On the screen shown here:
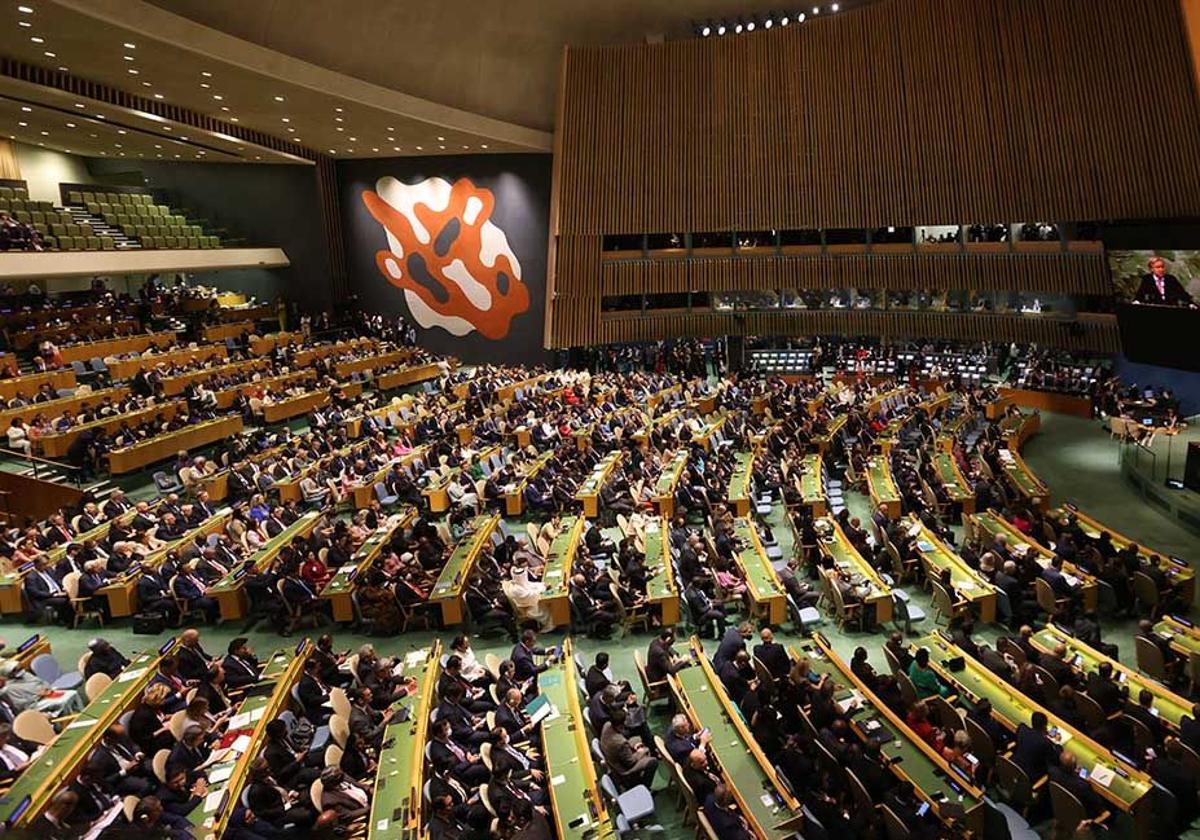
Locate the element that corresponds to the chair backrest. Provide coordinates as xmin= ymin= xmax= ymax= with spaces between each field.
xmin=1135 ymin=636 xmax=1167 ymax=682
xmin=479 ymin=782 xmax=497 ymax=817
xmin=1073 ymin=689 xmax=1106 ymax=731
xmin=324 ymin=743 xmax=344 ymax=767
xmin=152 ymin=748 xmax=170 ymax=783
xmin=963 ymin=715 xmax=996 ymax=768
xmin=169 ymin=709 xmax=189 ymax=741
xmin=881 ymin=643 xmax=903 ymax=676
xmin=845 ymin=768 xmax=874 ymax=816
xmin=329 ymin=713 xmax=350 ymax=748
xmin=330 ymin=686 xmax=351 ymax=719
xmin=930 ymin=581 xmax=954 ymax=619
xmin=62 ymin=571 xmax=82 ymax=599
xmin=880 ymin=804 xmax=912 ymax=840
xmin=77 ymin=651 xmax=92 ymax=675
xmin=30 ymin=653 xmax=61 ymax=683
xmin=1028 ymin=664 xmax=1059 ymax=698
xmin=122 ymin=795 xmax=140 ymax=821
xmin=310 ymin=778 xmax=324 ymax=811
xmin=994 ymin=754 xmax=1032 ymax=807
xmin=1048 ymin=780 xmax=1086 ymax=835
xmin=896 ymin=671 xmax=918 ymax=708
xmin=929 ymin=695 xmax=963 ymax=733
xmin=1131 ymin=572 xmax=1159 ymax=612
xmin=996 ymin=637 xmax=1026 ymax=667
xmin=1123 ymin=713 xmax=1156 ymax=755
xmin=696 ymin=810 xmax=721 ymax=840
xmin=12 ymin=709 xmax=55 ymax=745
xmin=1034 ymin=578 xmax=1060 ymax=615
xmin=85 ymin=672 xmax=112 ymax=702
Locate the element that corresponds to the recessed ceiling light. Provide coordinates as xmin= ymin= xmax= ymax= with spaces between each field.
xmin=336 ymin=127 xmax=343 ymax=132
xmin=273 ymin=95 xmax=284 ymax=102
xmin=156 ymin=154 xmax=162 ymax=158
xmin=117 ymin=129 xmax=126 ymax=134
xmin=17 ymin=6 xmax=33 ymax=13
xmin=438 ymin=145 xmax=445 ymax=149
xmin=127 ymin=68 xmax=138 ymax=74
xmin=39 ymin=130 xmax=48 ymax=136
xmin=280 ymin=117 xmax=289 ymax=122
xmin=94 ymin=113 xmax=104 ymax=119
xmin=180 ymin=135 xmax=188 ymax=140
xmin=220 ymin=106 xmax=229 ymax=112
xmin=174 ymin=154 xmax=180 ymax=158
xmin=212 ymin=94 xmax=223 ymax=100
xmin=415 ymin=145 xmax=423 ymax=150
xmin=200 ymin=83 xmax=210 ymax=89
xmin=386 ymin=126 xmax=395 ymax=132
xmin=328 ymin=149 xmax=336 ymax=154
xmin=462 ymin=145 xmax=469 ymax=149
xmin=387 ymin=136 xmax=394 ymax=141
xmin=347 ymin=148 xmax=354 ymax=153
xmin=393 ymin=146 xmax=400 ymax=151
xmin=437 ymin=136 xmax=445 ymax=141
xmin=372 ymin=147 xmax=379 ymax=152
xmin=118 ymin=152 xmax=124 ymax=156
xmin=74 ymin=103 xmax=84 ymax=108
xmin=142 ymin=81 xmax=151 ymax=87
xmin=30 ymin=36 xmax=43 ymax=43
xmin=43 ymin=51 xmax=54 ymax=57
xmin=201 ymin=71 xmax=212 ymax=77
xmin=17 ymin=121 xmax=27 ymax=127
xmin=18 ymin=21 xmax=30 ymax=28
xmin=56 ymin=66 xmax=67 ymax=72
xmin=153 ymin=94 xmax=163 ymax=99
xmin=124 ymin=42 xmax=136 ymax=49
xmin=154 ymin=144 xmax=162 ymax=149
xmin=286 ymin=127 xmax=295 ymax=133
xmin=123 ymin=55 xmax=134 ymax=61
xmin=481 ymin=144 xmax=488 ymax=149
xmin=20 ymin=106 xmax=30 ymax=112
xmin=335 ymin=107 xmax=343 ymax=113
xmin=88 ymin=133 xmax=96 ymax=137
xmin=254 ymin=155 xmax=261 ymax=160
xmin=334 ymin=117 xmax=343 ymax=122
xmin=229 ymin=117 xmax=238 ymax=122
xmin=349 ymin=136 xmax=356 ymax=141
xmin=161 ymin=125 xmax=170 ymax=130
xmin=65 ymin=122 xmax=75 ymax=128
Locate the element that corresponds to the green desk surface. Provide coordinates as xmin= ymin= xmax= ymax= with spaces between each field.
xmin=539 ymin=652 xmax=608 ymax=840
xmin=1029 ymin=625 xmax=1191 ymax=730
xmin=802 ymin=641 xmax=983 ymax=815
xmin=814 ymin=414 xmax=847 ymax=445
xmin=799 ymin=454 xmax=824 ymax=504
xmin=733 ymin=518 xmax=783 ymax=601
xmin=1049 ymin=506 xmax=1193 ymax=588
xmin=817 ymin=518 xmax=890 ymax=595
xmin=643 ymin=523 xmax=676 ymax=603
xmin=541 ymin=516 xmax=583 ymax=600
xmin=867 ymin=457 xmax=900 ymax=504
xmin=0 ymin=646 xmax=167 ymax=824
xmin=934 ymin=453 xmax=973 ymax=501
xmin=655 ymin=450 xmax=689 ymax=496
xmin=431 ymin=514 xmax=499 ymax=600
xmin=971 ymin=513 xmax=1054 ymax=563
xmin=322 ymin=510 xmax=412 ymax=597
xmin=917 ymin=634 xmax=1151 ymax=809
xmin=577 ymin=451 xmax=621 ymax=498
xmin=191 ymin=646 xmax=298 ymax=830
xmin=1000 ymin=451 xmax=1044 ymax=498
xmin=907 ymin=519 xmax=995 ymax=600
xmin=1156 ymin=617 xmax=1200 ymax=655
xmin=369 ymin=646 xmax=439 ymax=839
xmin=727 ymin=452 xmax=754 ymax=503
xmin=693 ymin=414 xmax=726 ymax=443
xmin=675 ymin=653 xmax=793 ymax=840
xmin=209 ymin=511 xmax=322 ymax=594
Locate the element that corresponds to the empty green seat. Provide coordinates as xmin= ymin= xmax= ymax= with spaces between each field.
xmin=13 ymin=211 xmax=30 ymax=224
xmin=100 ymin=236 xmax=115 ymax=250
xmin=0 ymin=198 xmax=8 ymax=212
xmin=9 ymin=199 xmax=23 ymax=212
xmin=0 ymin=187 xmax=12 ymax=200
xmin=81 ymin=191 xmax=95 ymax=204
xmin=43 ymin=235 xmax=57 ymax=249
xmin=12 ymin=188 xmax=27 ymax=201
xmin=186 ymin=236 xmax=199 ymax=249
xmin=30 ymin=211 xmax=44 ymax=225
xmin=122 ymin=224 xmax=137 ymax=237
xmin=85 ymin=202 xmax=99 ymax=215
xmin=33 ymin=222 xmax=47 ymax=234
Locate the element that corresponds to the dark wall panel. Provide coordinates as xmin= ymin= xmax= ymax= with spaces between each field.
xmin=87 ymin=159 xmax=332 ymax=311
xmin=338 ymin=154 xmax=552 ymax=365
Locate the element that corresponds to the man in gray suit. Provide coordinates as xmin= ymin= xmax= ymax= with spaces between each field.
xmin=599 ymin=707 xmax=657 ymax=790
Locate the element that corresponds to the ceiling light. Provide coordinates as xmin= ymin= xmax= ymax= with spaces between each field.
xmin=201 ymin=71 xmax=212 ymax=77
xmin=701 ymin=23 xmax=711 ymax=36
xmin=117 ymin=129 xmax=126 ymax=134
xmin=734 ymin=21 xmax=743 ymax=32
xmin=764 ymin=17 xmax=773 ymax=28
xmin=142 ymin=81 xmax=151 ymax=87
xmin=17 ymin=121 xmax=26 ymax=127
xmin=39 ymin=130 xmax=48 ymax=136
xmin=94 ymin=113 xmax=104 ymax=119
xmin=328 ymin=149 xmax=336 ymax=154
xmin=42 ymin=51 xmax=54 ymax=57
xmin=123 ymin=55 xmax=134 ymax=61
xmin=716 ymin=23 xmax=726 ymax=34
xmin=65 ymin=122 xmax=75 ymax=128
xmin=174 ymin=154 xmax=180 ymax=158
xmin=273 ymin=95 xmax=284 ymax=102
xmin=335 ymin=108 xmax=343 ymax=113
xmin=154 ymin=144 xmax=162 ymax=149
xmin=349 ymin=136 xmax=356 ymax=141
xmin=229 ymin=117 xmax=238 ymax=122
xmin=153 ymin=94 xmax=163 ymax=99
xmin=812 ymin=6 xmax=819 ymax=13
xmin=212 ymin=94 xmax=223 ymax=100
xmin=124 ymin=42 xmax=136 ymax=48
xmin=74 ymin=103 xmax=84 ymax=108
xmin=287 ymin=127 xmax=295 ymax=133
xmin=746 ymin=20 xmax=755 ymax=31
xmin=481 ymin=144 xmax=488 ymax=149
xmin=386 ymin=126 xmax=395 ymax=132
xmin=280 ymin=117 xmax=289 ymax=122
xmin=180 ymin=135 xmax=188 ymax=140
xmin=798 ymin=12 xmax=806 ymax=21
xmin=393 ymin=146 xmax=400 ymax=151
xmin=20 ymin=106 xmax=30 ymax=112
xmin=334 ymin=117 xmax=343 ymax=122
xmin=336 ymin=127 xmax=343 ymax=132
xmin=254 ymin=155 xmax=261 ymax=160
xmin=780 ymin=14 xmax=789 ymax=24
xmin=118 ymin=152 xmax=124 ymax=156
xmin=127 ymin=68 xmax=138 ymax=74
xmin=415 ymin=145 xmax=423 ymax=150
xmin=437 ymin=136 xmax=445 ymax=141
xmin=200 ymin=83 xmax=209 ymax=88
xmin=438 ymin=144 xmax=445 ymax=149
xmin=372 ymin=147 xmax=379 ymax=152
xmin=386 ymin=136 xmax=395 ymax=141
xmin=831 ymin=3 xmax=839 ymax=9
xmin=220 ymin=106 xmax=229 ymax=111
xmin=17 ymin=5 xmax=33 ymax=13
xmin=114 ymin=143 xmax=122 ymax=148
xmin=18 ymin=21 xmax=30 ymax=27
xmin=347 ymin=148 xmax=354 ymax=153
xmin=56 ymin=66 xmax=67 ymax=72
xmin=29 ymin=36 xmax=43 ymax=43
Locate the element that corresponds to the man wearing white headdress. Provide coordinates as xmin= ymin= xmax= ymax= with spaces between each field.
xmin=503 ymin=566 xmax=552 ymax=631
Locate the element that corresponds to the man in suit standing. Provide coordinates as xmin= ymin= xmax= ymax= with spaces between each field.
xmin=1012 ymin=711 xmax=1059 ymax=780
xmin=511 ymin=630 xmax=556 ymax=684
xmin=712 ymin=622 xmax=753 ymax=672
xmin=752 ymin=628 xmax=789 ymax=680
xmin=645 ymin=629 xmax=690 ymax=683
xmin=1134 ymin=257 xmax=1195 ymax=307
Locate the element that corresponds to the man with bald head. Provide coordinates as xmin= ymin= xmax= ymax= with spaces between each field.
xmin=682 ymin=749 xmax=719 ymax=804
xmin=752 ymin=627 xmax=789 ymax=680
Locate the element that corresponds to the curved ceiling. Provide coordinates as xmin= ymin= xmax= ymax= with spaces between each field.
xmin=144 ymin=0 xmax=867 ymax=133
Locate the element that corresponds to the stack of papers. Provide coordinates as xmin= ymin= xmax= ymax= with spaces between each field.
xmin=1090 ymin=765 xmax=1115 ymax=788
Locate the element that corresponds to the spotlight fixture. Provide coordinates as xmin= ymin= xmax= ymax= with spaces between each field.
xmin=780 ymin=13 xmax=789 ymax=25
xmin=764 ymin=16 xmax=773 ymax=28
xmin=745 ymin=17 xmax=756 ymax=31
xmin=716 ymin=22 xmax=726 ymax=34
xmin=831 ymin=2 xmax=839 ymax=9
xmin=734 ymin=20 xmax=743 ymax=33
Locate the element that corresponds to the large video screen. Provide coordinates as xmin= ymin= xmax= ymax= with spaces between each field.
xmin=1111 ymin=251 xmax=1200 ymax=371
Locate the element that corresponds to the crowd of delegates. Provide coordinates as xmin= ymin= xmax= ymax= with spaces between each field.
xmin=0 ymin=210 xmax=47 ymax=252
xmin=578 ymin=338 xmax=723 ymax=377
xmin=1006 ymin=347 xmax=1113 ymax=397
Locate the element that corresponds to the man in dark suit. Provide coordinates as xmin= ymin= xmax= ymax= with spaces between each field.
xmin=428 ymin=718 xmax=489 ymax=785
xmin=1041 ymin=556 xmax=1074 ymax=600
xmin=176 ymin=629 xmax=215 ymax=682
xmin=664 ymin=714 xmax=709 ymax=765
xmin=1012 ymin=711 xmax=1059 ymax=780
xmin=24 ymin=557 xmax=71 ymax=624
xmin=221 ymin=637 xmax=261 ymax=691
xmin=1086 ymin=662 xmax=1127 ymax=715
xmin=1133 ymin=257 xmax=1195 ymax=307
xmin=717 ymin=651 xmax=754 ymax=705
xmin=712 ymin=623 xmax=752 ymax=673
xmin=751 ymin=628 xmax=789 ymax=680
xmin=1047 ymin=750 xmax=1103 ymax=816
xmin=1151 ymin=739 xmax=1200 ymax=833
xmin=645 ymin=629 xmax=690 ymax=683
xmin=172 ymin=563 xmax=219 ymax=624
xmin=86 ymin=723 xmax=151 ymax=796
xmin=296 ymin=656 xmax=332 ymax=725
xmin=683 ymin=749 xmax=719 ymax=804
xmin=683 ymin=582 xmax=727 ymax=637
xmin=703 ymin=785 xmax=752 ymax=840
xmin=1127 ymin=688 xmax=1166 ymax=745
xmin=137 ymin=567 xmax=180 ymax=625
xmin=511 ymin=630 xmax=555 ymax=683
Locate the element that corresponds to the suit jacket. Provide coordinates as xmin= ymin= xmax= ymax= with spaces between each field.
xmin=296 ymin=673 xmax=331 ymax=721
xmin=1134 ymin=273 xmax=1193 ymax=306
xmin=495 ymin=702 xmax=530 ymax=738
xmin=752 ymin=642 xmax=789 ymax=679
xmin=645 ymin=638 xmax=679 ymax=683
xmin=599 ymin=721 xmax=641 ymax=776
xmin=349 ymin=704 xmax=387 ymax=747
xmin=24 ymin=569 xmax=65 ymax=603
xmin=702 ymin=794 xmax=752 ymax=840
xmin=511 ymin=643 xmax=547 ymax=682
xmin=222 ymin=654 xmax=260 ymax=689
xmin=684 ymin=764 xmax=719 ymax=804
xmin=712 ymin=629 xmax=745 ymax=673
xmin=1011 ymin=724 xmax=1058 ymax=780
xmin=1086 ymin=672 xmax=1125 ymax=714
xmin=665 ymin=731 xmax=698 ymax=765
xmin=176 ymin=646 xmax=212 ymax=682
xmin=87 ymin=737 xmax=140 ymax=793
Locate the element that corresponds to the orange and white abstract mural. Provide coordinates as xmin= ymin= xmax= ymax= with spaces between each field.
xmin=361 ymin=176 xmax=530 ymax=340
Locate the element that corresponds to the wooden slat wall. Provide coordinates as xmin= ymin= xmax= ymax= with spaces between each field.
xmin=549 ymin=0 xmax=1200 ymax=349
xmin=597 ymin=311 xmax=1121 ymax=353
